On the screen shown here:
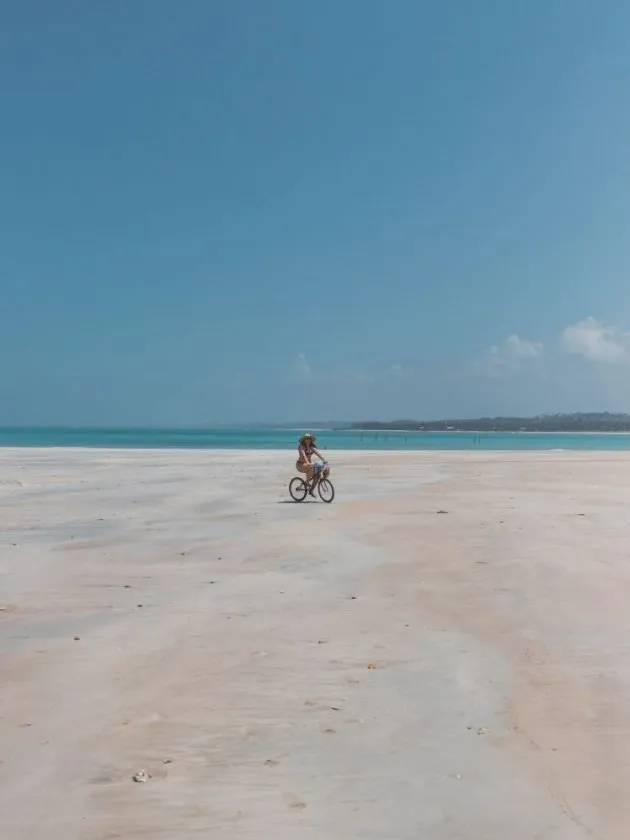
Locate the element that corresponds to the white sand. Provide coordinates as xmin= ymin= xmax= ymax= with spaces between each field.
xmin=2 ymin=448 xmax=630 ymax=839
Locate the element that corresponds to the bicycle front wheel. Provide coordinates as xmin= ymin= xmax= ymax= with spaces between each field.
xmin=317 ymin=478 xmax=335 ymax=503
xmin=289 ymin=477 xmax=308 ymax=502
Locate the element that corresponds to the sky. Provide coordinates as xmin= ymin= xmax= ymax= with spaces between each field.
xmin=3 ymin=0 xmax=630 ymax=425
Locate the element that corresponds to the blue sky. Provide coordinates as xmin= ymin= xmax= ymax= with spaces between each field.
xmin=3 ymin=0 xmax=630 ymax=425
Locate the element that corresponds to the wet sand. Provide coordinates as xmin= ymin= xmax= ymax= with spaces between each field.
xmin=1 ymin=448 xmax=630 ymax=839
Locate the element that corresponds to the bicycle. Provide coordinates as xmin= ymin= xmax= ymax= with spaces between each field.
xmin=289 ymin=462 xmax=335 ymax=503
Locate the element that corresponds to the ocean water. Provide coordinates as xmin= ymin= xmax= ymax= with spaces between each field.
xmin=1 ymin=427 xmax=630 ymax=451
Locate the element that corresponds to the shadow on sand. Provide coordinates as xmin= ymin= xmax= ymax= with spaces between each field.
xmin=277 ymin=500 xmax=318 ymax=504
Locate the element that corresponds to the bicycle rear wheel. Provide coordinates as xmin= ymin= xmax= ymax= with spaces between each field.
xmin=317 ymin=478 xmax=335 ymax=503
xmin=289 ymin=477 xmax=308 ymax=502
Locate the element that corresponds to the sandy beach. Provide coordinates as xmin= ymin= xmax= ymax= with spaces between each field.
xmin=1 ymin=448 xmax=630 ymax=839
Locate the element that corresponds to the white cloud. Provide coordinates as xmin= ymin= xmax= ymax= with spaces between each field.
xmin=331 ymin=366 xmax=373 ymax=385
xmin=501 ymin=334 xmax=544 ymax=360
xmin=559 ymin=317 xmax=630 ymax=363
xmin=475 ymin=334 xmax=543 ymax=378
xmin=384 ymin=364 xmax=415 ymax=379
xmin=292 ymin=353 xmax=313 ymax=382
xmin=290 ymin=356 xmax=419 ymax=386
xmin=290 ymin=355 xmax=373 ymax=385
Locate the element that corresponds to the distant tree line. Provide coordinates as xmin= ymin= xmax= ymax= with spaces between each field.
xmin=347 ymin=413 xmax=630 ymax=432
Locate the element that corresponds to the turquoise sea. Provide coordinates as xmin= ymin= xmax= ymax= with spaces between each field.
xmin=2 ymin=427 xmax=630 ymax=451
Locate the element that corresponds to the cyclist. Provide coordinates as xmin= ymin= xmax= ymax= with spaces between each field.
xmin=296 ymin=433 xmax=327 ymax=496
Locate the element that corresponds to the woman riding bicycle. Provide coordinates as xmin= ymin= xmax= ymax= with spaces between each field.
xmin=296 ymin=433 xmax=327 ymax=496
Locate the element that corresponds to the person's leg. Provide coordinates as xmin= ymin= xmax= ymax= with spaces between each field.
xmin=309 ymin=464 xmax=320 ymax=495
xmin=297 ymin=462 xmax=314 ymax=491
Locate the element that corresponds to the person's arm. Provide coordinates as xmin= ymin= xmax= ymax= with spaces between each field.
xmin=298 ymin=445 xmax=308 ymax=462
xmin=313 ymin=448 xmax=326 ymax=461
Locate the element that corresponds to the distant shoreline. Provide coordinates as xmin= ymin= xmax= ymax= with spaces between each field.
xmin=3 ymin=426 xmax=630 ymax=453
xmin=346 ymin=413 xmax=630 ymax=434
xmin=342 ymin=429 xmax=630 ymax=436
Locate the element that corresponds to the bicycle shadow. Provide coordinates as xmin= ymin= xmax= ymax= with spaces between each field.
xmin=277 ymin=500 xmax=319 ymax=504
